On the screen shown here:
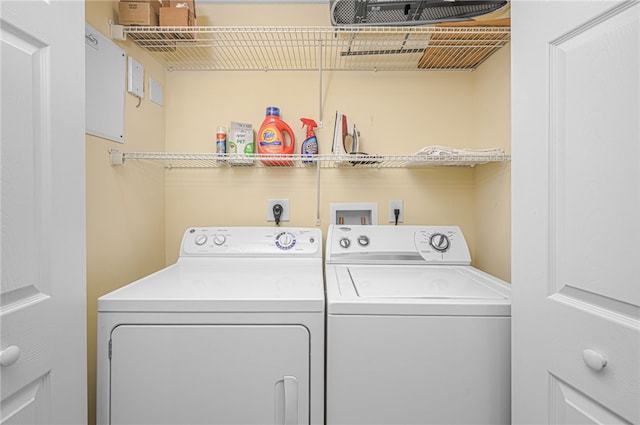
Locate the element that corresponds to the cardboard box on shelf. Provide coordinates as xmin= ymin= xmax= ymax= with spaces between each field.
xmin=119 ymin=1 xmax=160 ymax=26
xmin=168 ymin=0 xmax=196 ymax=16
xmin=159 ymin=6 xmax=195 ymax=27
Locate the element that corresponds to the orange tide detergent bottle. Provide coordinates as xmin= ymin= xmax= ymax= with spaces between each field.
xmin=257 ymin=107 xmax=295 ymax=166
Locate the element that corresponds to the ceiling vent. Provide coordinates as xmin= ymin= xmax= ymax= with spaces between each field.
xmin=330 ymin=0 xmax=509 ymax=26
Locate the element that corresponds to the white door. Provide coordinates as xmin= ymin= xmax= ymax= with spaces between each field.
xmin=0 ymin=1 xmax=86 ymax=424
xmin=512 ymin=1 xmax=640 ymax=424
xmin=110 ymin=325 xmax=310 ymax=425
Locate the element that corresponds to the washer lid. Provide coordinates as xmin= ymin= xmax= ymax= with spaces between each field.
xmin=326 ymin=265 xmax=511 ymax=316
xmin=99 ymin=258 xmax=324 ymax=313
xmin=349 ymin=267 xmax=505 ymax=299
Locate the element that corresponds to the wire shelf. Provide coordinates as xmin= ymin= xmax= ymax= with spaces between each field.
xmin=109 ymin=151 xmax=510 ymax=168
xmin=119 ymin=25 xmax=510 ymax=71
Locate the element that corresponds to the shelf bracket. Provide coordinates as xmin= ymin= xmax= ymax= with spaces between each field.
xmin=109 ymin=21 xmax=126 ymax=41
xmin=109 ymin=149 xmax=125 ymax=166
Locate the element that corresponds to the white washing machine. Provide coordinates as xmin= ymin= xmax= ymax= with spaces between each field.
xmin=325 ymin=225 xmax=511 ymax=425
xmin=96 ymin=227 xmax=324 ymax=425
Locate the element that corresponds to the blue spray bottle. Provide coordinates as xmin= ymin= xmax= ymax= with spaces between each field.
xmin=300 ymin=118 xmax=318 ymax=163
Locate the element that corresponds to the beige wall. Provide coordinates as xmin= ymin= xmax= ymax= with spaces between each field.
xmin=472 ymin=45 xmax=512 ymax=282
xmin=85 ymin=2 xmax=511 ymax=423
xmin=85 ymin=2 xmax=166 ymax=423
xmin=164 ymin=68 xmax=482 ymax=263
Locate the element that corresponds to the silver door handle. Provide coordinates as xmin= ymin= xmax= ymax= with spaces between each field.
xmin=0 ymin=345 xmax=21 ymax=367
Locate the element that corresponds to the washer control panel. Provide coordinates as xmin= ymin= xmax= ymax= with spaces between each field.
xmin=181 ymin=227 xmax=321 ymax=257
xmin=326 ymin=225 xmax=471 ymax=264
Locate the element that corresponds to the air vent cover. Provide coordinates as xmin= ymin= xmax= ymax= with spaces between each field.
xmin=331 ymin=0 xmax=509 ymax=26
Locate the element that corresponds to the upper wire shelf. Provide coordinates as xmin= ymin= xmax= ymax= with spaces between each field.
xmin=114 ymin=25 xmax=510 ymax=71
xmin=109 ymin=150 xmax=510 ymax=168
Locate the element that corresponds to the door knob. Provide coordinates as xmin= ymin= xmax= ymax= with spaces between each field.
xmin=583 ymin=349 xmax=607 ymax=371
xmin=0 ymin=346 xmax=21 ymax=367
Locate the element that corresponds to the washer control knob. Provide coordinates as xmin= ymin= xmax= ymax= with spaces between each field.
xmin=430 ymin=233 xmax=451 ymax=252
xmin=339 ymin=237 xmax=351 ymax=249
xmin=357 ymin=235 xmax=370 ymax=247
xmin=213 ymin=235 xmax=226 ymax=246
xmin=194 ymin=235 xmax=208 ymax=246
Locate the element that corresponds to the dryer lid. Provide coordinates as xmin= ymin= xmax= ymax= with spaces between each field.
xmin=348 ymin=266 xmax=506 ymax=299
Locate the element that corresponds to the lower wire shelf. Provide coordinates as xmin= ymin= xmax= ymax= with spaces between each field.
xmin=108 ymin=150 xmax=510 ymax=169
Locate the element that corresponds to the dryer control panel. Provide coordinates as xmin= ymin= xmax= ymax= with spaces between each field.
xmin=181 ymin=227 xmax=321 ymax=257
xmin=326 ymin=225 xmax=471 ymax=265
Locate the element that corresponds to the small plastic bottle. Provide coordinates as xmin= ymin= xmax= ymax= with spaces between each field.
xmin=216 ymin=126 xmax=227 ymax=155
xmin=300 ymin=118 xmax=319 ymax=164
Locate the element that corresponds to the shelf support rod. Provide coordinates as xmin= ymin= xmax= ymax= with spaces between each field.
xmin=315 ymin=159 xmax=322 ymax=226
xmin=317 ymin=39 xmax=323 ymax=128
xmin=315 ymin=40 xmax=323 ymax=225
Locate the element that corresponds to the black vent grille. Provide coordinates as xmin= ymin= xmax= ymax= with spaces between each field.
xmin=331 ymin=0 xmax=508 ymax=26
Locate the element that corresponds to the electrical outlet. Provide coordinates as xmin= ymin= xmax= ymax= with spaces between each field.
xmin=267 ymin=199 xmax=290 ymax=222
xmin=388 ymin=200 xmax=403 ymax=224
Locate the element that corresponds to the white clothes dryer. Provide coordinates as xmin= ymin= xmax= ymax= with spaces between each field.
xmin=97 ymin=227 xmax=324 ymax=425
xmin=325 ymin=225 xmax=511 ymax=425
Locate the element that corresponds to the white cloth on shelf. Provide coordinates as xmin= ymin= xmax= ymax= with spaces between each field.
xmin=413 ymin=145 xmax=505 ymax=156
xmin=408 ymin=145 xmax=506 ymax=167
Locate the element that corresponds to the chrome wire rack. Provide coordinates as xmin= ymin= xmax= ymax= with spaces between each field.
xmin=114 ymin=25 xmax=510 ymax=71
xmin=109 ymin=151 xmax=510 ymax=168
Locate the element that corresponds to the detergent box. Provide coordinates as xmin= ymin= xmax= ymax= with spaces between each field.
xmin=228 ymin=122 xmax=254 ymax=165
xmin=119 ymin=1 xmax=161 ymax=26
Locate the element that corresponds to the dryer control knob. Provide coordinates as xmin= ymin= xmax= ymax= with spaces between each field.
xmin=213 ymin=235 xmax=226 ymax=246
xmin=276 ymin=232 xmax=296 ymax=250
xmin=339 ymin=237 xmax=351 ymax=249
xmin=194 ymin=235 xmax=208 ymax=246
xmin=357 ymin=235 xmax=370 ymax=246
xmin=430 ymin=233 xmax=451 ymax=252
